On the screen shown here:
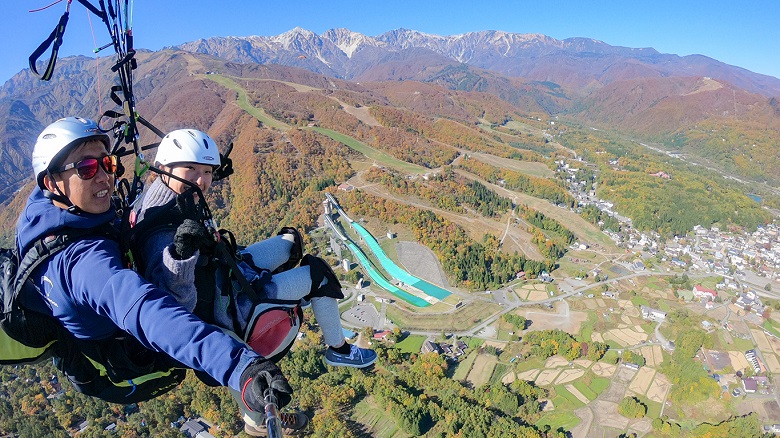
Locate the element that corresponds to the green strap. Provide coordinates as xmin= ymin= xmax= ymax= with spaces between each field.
xmin=0 ymin=329 xmax=53 ymax=365
xmin=82 ymin=354 xmax=178 ymax=387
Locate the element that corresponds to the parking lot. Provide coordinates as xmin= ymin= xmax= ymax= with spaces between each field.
xmin=342 ymin=303 xmax=380 ymax=328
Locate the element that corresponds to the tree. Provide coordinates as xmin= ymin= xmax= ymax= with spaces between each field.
xmin=618 ymin=397 xmax=646 ymax=418
xmin=345 ymin=269 xmax=361 ymax=285
xmin=586 ymin=341 xmax=608 ymax=361
xmin=622 ymin=351 xmax=646 ymax=367
xmin=503 ymin=313 xmax=527 ymax=330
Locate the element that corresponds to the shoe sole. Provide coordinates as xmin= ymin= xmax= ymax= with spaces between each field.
xmin=244 ymin=425 xmax=268 ymax=437
xmin=324 ymin=356 xmax=377 ymax=368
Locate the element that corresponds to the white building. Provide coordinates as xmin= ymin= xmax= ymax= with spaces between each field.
xmin=641 ymin=305 xmax=667 ymax=321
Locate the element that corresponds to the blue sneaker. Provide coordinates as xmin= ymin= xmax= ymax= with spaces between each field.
xmin=324 ymin=344 xmax=377 ymax=368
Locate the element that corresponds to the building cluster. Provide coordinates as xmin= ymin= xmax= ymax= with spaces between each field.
xmin=421 ymin=338 xmax=468 ymax=359
xmin=741 ymin=375 xmax=771 ymax=394
xmin=558 ymin=159 xmax=780 ymax=289
xmin=557 ymin=158 xmax=779 ymax=298
xmin=734 ymin=290 xmax=765 ymax=315
xmin=686 ymin=224 xmax=780 ymax=281
xmin=617 ymin=223 xmax=780 ymax=289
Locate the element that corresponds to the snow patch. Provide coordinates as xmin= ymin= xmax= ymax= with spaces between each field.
xmin=316 ymin=51 xmax=331 ymax=67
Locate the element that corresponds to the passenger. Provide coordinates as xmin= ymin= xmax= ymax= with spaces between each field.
xmin=132 ymin=128 xmax=377 ymax=435
xmin=17 ymin=117 xmax=289 ymax=424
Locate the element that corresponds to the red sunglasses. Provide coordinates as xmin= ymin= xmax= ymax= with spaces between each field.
xmin=55 ymin=155 xmax=118 ymax=180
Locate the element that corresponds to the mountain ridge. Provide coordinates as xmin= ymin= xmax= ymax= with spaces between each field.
xmin=1 ymin=26 xmax=779 ymax=207
xmin=174 ymin=27 xmax=780 ymax=97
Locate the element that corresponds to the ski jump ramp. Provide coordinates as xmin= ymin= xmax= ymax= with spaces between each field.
xmin=324 ymin=194 xmax=451 ymax=307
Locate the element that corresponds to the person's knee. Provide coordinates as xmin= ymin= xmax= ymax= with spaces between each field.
xmin=273 ymin=227 xmax=303 ymax=273
xmin=301 ymin=254 xmax=344 ymax=300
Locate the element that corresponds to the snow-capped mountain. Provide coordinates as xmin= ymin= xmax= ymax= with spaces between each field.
xmin=174 ymin=27 xmax=780 ymax=97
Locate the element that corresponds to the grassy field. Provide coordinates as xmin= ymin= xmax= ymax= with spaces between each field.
xmin=310 ymin=127 xmax=427 ymax=174
xmin=602 ymin=350 xmax=620 ymax=365
xmin=378 ymin=235 xmax=400 ymax=267
xmin=552 ymin=385 xmax=587 ymax=409
xmin=632 ymin=295 xmax=650 ymax=307
xmin=645 ymin=277 xmax=669 ymax=292
xmin=578 ymin=312 xmax=597 ymax=342
xmin=588 ymin=376 xmax=611 ymax=395
xmin=605 ymin=339 xmax=622 ymax=349
xmin=384 ymin=301 xmax=501 ymax=331
xmin=502 ymin=120 xmax=550 ymax=138
xmin=395 ymin=334 xmax=426 ymax=354
xmin=465 ymin=146 xmax=556 ymax=179
xmin=697 ymin=276 xmax=724 ymax=290
xmin=466 ymin=337 xmax=485 ymax=349
xmin=763 ymin=319 xmax=780 ymax=338
xmin=468 ymin=353 xmax=498 ymax=387
xmin=571 ymin=380 xmax=598 ymax=401
xmin=514 ymin=356 xmax=546 ymax=373
xmin=489 ymin=362 xmax=511 ymax=385
xmin=640 ymin=322 xmax=655 ymax=335
xmin=206 ymin=75 xmax=291 ymax=130
xmin=453 ymin=349 xmax=478 ymax=380
xmin=657 ymin=300 xmax=673 ymax=313
xmin=637 ymin=395 xmax=663 ymax=419
xmin=535 ymin=411 xmax=582 ymax=433
xmin=352 ymin=396 xmax=406 ymax=438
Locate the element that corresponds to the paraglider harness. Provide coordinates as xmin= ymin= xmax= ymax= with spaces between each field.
xmin=18 ymin=0 xmax=303 ymax=401
xmin=0 ymin=221 xmax=188 ymax=403
xmin=125 ymin=169 xmax=305 ymax=365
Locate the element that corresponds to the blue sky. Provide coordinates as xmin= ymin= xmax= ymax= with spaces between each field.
xmin=1 ymin=0 xmax=779 ymax=85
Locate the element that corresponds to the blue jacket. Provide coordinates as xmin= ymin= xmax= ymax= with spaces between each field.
xmin=15 ymin=187 xmax=260 ymax=392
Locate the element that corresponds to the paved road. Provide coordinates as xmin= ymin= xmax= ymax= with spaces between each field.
xmin=654 ymin=320 xmax=673 ymax=351
xmin=343 ymin=270 xmax=685 ymax=339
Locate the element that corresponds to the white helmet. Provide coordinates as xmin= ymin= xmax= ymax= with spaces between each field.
xmin=155 ymin=129 xmax=219 ymax=167
xmin=32 ymin=117 xmax=111 ymax=188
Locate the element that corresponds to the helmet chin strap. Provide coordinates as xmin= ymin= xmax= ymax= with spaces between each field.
xmin=43 ymin=169 xmax=84 ymax=215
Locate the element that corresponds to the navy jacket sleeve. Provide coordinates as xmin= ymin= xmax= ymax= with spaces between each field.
xmin=63 ymin=238 xmax=258 ymax=392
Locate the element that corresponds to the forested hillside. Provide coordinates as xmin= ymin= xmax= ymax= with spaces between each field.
xmin=556 ymin=126 xmax=774 ymax=236
xmin=570 ymin=76 xmax=780 ymax=187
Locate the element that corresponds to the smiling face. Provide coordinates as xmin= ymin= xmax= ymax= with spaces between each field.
xmin=43 ymin=140 xmax=114 ymax=214
xmin=161 ymin=162 xmax=214 ymax=195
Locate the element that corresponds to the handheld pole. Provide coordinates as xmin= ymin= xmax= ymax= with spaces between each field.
xmin=260 ymin=371 xmax=284 ymax=438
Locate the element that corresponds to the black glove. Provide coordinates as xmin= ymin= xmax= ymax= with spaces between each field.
xmin=172 ymin=219 xmax=214 ymax=259
xmin=213 ymin=144 xmax=234 ymax=181
xmin=240 ymin=358 xmax=293 ymax=412
xmin=173 ymin=190 xmax=199 ymax=217
xmin=301 ymin=254 xmax=344 ymax=300
xmin=273 ymin=226 xmax=303 ymax=273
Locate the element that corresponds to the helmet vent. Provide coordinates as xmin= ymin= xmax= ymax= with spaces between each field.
xmin=43 ymin=134 xmax=57 ymax=140
xmin=173 ymin=139 xmax=183 ymax=149
xmin=202 ymin=139 xmax=210 ymax=149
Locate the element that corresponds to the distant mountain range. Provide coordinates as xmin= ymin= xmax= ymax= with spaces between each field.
xmin=0 ymin=27 xmax=778 ymax=208
xmin=175 ymin=28 xmax=780 ymax=97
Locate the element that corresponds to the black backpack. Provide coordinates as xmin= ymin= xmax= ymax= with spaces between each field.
xmin=0 ymin=232 xmax=84 ymax=365
xmin=0 ymin=229 xmax=186 ymax=403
